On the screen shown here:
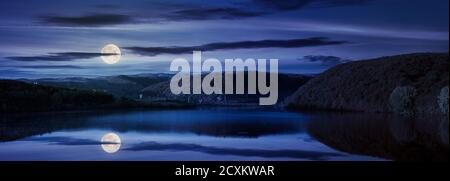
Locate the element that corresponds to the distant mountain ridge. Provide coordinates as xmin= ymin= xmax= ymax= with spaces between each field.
xmin=20 ymin=74 xmax=173 ymax=100
xmin=21 ymin=72 xmax=312 ymax=106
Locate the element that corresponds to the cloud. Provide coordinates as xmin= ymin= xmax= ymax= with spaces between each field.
xmin=253 ymin=0 xmax=373 ymax=11
xmin=0 ymin=69 xmax=34 ymax=78
xmin=323 ymin=0 xmax=373 ymax=7
xmin=24 ymin=136 xmax=118 ymax=146
xmin=41 ymin=8 xmax=262 ymax=27
xmin=165 ymin=7 xmax=265 ymax=21
xmin=38 ymin=1 xmax=372 ymax=27
xmin=299 ymin=55 xmax=351 ymax=65
xmin=7 ymin=52 xmax=117 ymax=62
xmin=18 ymin=65 xmax=85 ymax=69
xmin=125 ymin=141 xmax=342 ymax=160
xmin=5 ymin=38 xmax=347 ymax=62
xmin=125 ymin=37 xmax=347 ymax=56
xmin=41 ymin=14 xmax=133 ymax=27
xmin=252 ymin=0 xmax=314 ymax=10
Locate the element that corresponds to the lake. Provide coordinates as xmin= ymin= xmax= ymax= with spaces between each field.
xmin=0 ymin=108 xmax=447 ymax=161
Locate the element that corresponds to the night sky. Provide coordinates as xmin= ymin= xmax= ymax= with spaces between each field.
xmin=0 ymin=0 xmax=448 ymax=78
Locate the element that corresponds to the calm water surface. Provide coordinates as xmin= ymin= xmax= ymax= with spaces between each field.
xmin=0 ymin=108 xmax=447 ymax=161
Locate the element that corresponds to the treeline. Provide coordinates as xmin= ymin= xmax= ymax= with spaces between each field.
xmin=0 ymin=79 xmax=140 ymax=112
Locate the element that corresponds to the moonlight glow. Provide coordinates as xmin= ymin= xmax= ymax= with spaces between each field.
xmin=101 ymin=132 xmax=121 ymax=154
xmin=101 ymin=44 xmax=121 ymax=64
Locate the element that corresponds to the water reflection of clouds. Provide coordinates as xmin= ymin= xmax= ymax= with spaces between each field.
xmin=0 ymin=110 xmax=307 ymax=142
xmin=23 ymin=135 xmax=342 ymax=160
xmin=24 ymin=134 xmax=122 ymax=154
xmin=8 ymin=110 xmax=445 ymax=160
xmin=124 ymin=141 xmax=343 ymax=161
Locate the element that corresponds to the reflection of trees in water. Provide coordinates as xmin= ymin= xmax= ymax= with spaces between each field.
xmin=86 ymin=118 xmax=305 ymax=138
xmin=307 ymin=113 xmax=448 ymax=161
xmin=0 ymin=110 xmax=306 ymax=142
xmin=440 ymin=119 xmax=449 ymax=145
xmin=0 ymin=112 xmax=92 ymax=142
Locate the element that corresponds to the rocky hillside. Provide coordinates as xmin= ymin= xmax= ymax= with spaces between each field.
xmin=286 ymin=53 xmax=449 ymax=115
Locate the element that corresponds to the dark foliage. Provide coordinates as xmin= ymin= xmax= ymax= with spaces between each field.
xmin=0 ymin=80 xmax=117 ymax=112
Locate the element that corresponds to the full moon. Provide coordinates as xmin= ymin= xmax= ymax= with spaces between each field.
xmin=101 ymin=44 xmax=121 ymax=64
xmin=101 ymin=132 xmax=122 ymax=154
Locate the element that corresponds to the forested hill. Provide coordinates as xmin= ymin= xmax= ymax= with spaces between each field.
xmin=0 ymin=79 xmax=139 ymax=112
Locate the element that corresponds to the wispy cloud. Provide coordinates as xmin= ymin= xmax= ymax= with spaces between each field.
xmin=252 ymin=0 xmax=373 ymax=10
xmin=17 ymin=65 xmax=85 ymax=69
xmin=7 ymin=52 xmax=117 ymax=62
xmin=298 ymin=55 xmax=351 ymax=65
xmin=252 ymin=20 xmax=449 ymax=41
xmin=5 ymin=38 xmax=347 ymax=61
xmin=24 ymin=136 xmax=119 ymax=146
xmin=164 ymin=7 xmax=265 ymax=21
xmin=41 ymin=14 xmax=133 ymax=27
xmin=39 ymin=8 xmax=263 ymax=27
xmin=125 ymin=37 xmax=347 ymax=56
xmin=36 ymin=0 xmax=373 ymax=27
